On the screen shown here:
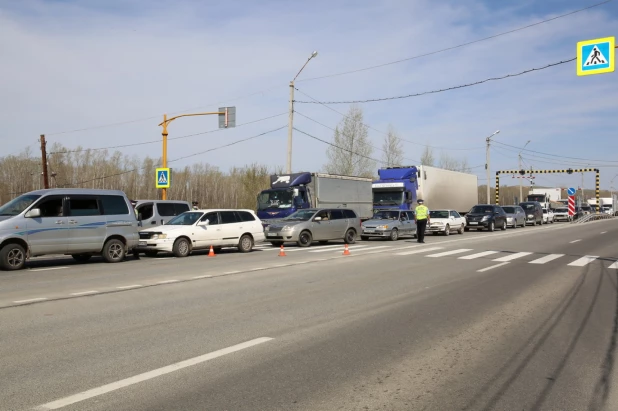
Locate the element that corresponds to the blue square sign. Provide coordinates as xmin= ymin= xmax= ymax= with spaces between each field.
xmin=577 ymin=36 xmax=614 ymax=76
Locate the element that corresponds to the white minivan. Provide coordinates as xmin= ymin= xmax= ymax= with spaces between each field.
xmin=135 ymin=209 xmax=265 ymax=257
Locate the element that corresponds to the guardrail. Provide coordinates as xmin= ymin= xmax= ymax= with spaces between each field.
xmin=571 ymin=213 xmax=615 ymax=224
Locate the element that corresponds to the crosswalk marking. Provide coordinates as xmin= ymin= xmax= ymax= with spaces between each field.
xmin=567 ymin=255 xmax=599 ymax=267
xmin=396 ymin=247 xmax=443 ymax=256
xmin=608 ymin=261 xmax=618 ymax=269
xmin=426 ymin=249 xmax=473 ymax=258
xmin=308 ymin=245 xmax=370 ymax=253
xmin=458 ymin=251 xmax=499 ymax=260
xmin=529 ymin=254 xmax=565 ymax=264
xmin=492 ymin=252 xmax=533 ymax=262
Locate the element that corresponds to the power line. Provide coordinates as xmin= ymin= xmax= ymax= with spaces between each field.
xmin=295 ymin=57 xmax=576 ymax=105
xmin=493 ymin=140 xmax=618 ymax=164
xmin=297 ymin=0 xmax=612 ymax=82
xmin=49 ymin=112 xmax=287 ymax=155
xmin=294 ymin=88 xmax=483 ymax=151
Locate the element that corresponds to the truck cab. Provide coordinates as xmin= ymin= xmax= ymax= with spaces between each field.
xmin=257 ymin=173 xmax=312 ymax=220
xmin=372 ymin=167 xmax=418 ymax=212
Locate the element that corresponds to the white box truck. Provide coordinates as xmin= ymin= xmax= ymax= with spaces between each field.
xmin=416 ymin=165 xmax=479 ymax=215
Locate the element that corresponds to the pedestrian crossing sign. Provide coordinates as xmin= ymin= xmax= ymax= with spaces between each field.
xmin=155 ymin=168 xmax=170 ymax=189
xmin=577 ymin=36 xmax=614 ymax=76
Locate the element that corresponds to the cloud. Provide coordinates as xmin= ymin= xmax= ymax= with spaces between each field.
xmin=1 ymin=0 xmax=617 ymax=188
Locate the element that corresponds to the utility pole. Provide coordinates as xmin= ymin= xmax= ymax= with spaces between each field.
xmin=485 ymin=130 xmax=500 ymax=204
xmin=287 ymin=51 xmax=318 ymax=174
xmin=39 ymin=134 xmax=49 ymax=189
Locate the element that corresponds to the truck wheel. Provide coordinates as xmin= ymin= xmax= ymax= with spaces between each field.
xmin=237 ymin=234 xmax=254 ymax=253
xmin=458 ymin=224 xmax=464 ymax=234
xmin=444 ymin=224 xmax=450 ymax=236
xmin=344 ymin=229 xmax=356 ymax=244
xmin=361 ymin=236 xmax=369 ymax=241
xmin=172 ymin=238 xmax=191 ymax=257
xmin=389 ymin=228 xmax=399 ymax=241
xmin=102 ymin=239 xmax=125 ymax=263
xmin=0 ymin=243 xmax=26 ymax=271
xmin=297 ymin=231 xmax=312 ymax=247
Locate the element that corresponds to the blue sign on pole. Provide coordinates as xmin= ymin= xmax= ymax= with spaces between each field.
xmin=577 ymin=36 xmax=615 ymax=76
xmin=567 ymin=187 xmax=576 ymax=196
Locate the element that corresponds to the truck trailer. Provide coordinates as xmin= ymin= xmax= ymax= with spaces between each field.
xmin=372 ymin=165 xmax=478 ymax=215
xmin=256 ymin=172 xmax=373 ymax=221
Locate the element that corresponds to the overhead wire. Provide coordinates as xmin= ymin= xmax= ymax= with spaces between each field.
xmin=493 ymin=140 xmax=618 ymax=164
xmin=297 ymin=0 xmax=613 ymax=82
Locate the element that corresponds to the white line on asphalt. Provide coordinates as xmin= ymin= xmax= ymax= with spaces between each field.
xmin=33 ymin=337 xmax=274 ymax=410
xmin=304 ymin=245 xmax=370 ymax=253
xmin=13 ymin=297 xmax=47 ymax=304
xmin=116 ymin=285 xmax=142 ymax=289
xmin=29 ymin=267 xmax=69 ymax=272
xmin=528 ymin=254 xmax=565 ymax=265
xmin=320 ymin=245 xmax=392 ymax=253
xmin=567 ymin=255 xmax=599 ymax=267
xmin=608 ymin=261 xmax=618 ymax=269
xmin=601 ymin=231 xmax=607 ymax=234
xmin=70 ymin=291 xmax=98 ymax=296
xmin=492 ymin=252 xmax=533 ymax=262
xmin=157 ymin=280 xmax=179 ymax=284
xmin=426 ymin=249 xmax=473 ymax=258
xmin=395 ymin=246 xmax=443 ymax=256
xmin=155 ymin=257 xmax=175 ymax=260
xmin=458 ymin=251 xmax=499 ymax=260
xmin=569 ymin=239 xmax=582 ymax=243
xmin=224 ymin=270 xmax=240 ymax=275
xmin=477 ymin=262 xmax=509 ymax=272
xmin=249 ymin=267 xmax=265 ymax=271
xmin=192 ymin=275 xmax=212 ymax=279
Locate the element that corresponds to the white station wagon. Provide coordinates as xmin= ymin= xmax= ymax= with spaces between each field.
xmin=426 ymin=209 xmax=466 ymax=236
xmin=136 ymin=209 xmax=265 ymax=257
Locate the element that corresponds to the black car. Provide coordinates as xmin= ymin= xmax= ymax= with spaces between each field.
xmin=464 ymin=204 xmax=508 ymax=232
xmin=519 ymin=201 xmax=543 ymax=225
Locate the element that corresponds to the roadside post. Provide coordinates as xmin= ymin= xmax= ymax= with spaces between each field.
xmin=568 ymin=187 xmax=576 ymax=220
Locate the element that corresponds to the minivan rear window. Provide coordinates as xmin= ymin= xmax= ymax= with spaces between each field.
xmin=101 ymin=195 xmax=129 ymax=215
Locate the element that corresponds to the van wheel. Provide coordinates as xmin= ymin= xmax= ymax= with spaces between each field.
xmin=72 ymin=254 xmax=92 ymax=263
xmin=297 ymin=231 xmax=312 ymax=247
xmin=238 ymin=235 xmax=253 ymax=253
xmin=102 ymin=239 xmax=126 ymax=263
xmin=344 ymin=229 xmax=357 ymax=244
xmin=0 ymin=243 xmax=26 ymax=271
xmin=172 ymin=238 xmax=191 ymax=257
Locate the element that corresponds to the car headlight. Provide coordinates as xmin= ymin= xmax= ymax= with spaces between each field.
xmin=528 ymin=214 xmax=534 ymax=218
xmin=281 ymin=225 xmax=293 ymax=231
xmin=481 ymin=216 xmax=490 ymax=221
xmin=152 ymin=233 xmax=167 ymax=240
xmin=377 ymin=225 xmax=389 ymax=229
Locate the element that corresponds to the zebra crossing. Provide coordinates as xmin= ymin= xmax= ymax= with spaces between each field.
xmin=252 ymin=243 xmax=617 ymax=269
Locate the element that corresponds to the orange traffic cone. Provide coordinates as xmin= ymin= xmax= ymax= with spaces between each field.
xmin=343 ymin=244 xmax=351 ymax=255
xmin=278 ymin=245 xmax=287 ymax=257
xmin=208 ymin=245 xmax=216 ymax=257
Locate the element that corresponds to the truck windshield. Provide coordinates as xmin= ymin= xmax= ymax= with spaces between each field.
xmin=372 ymin=211 xmax=400 ymax=220
xmin=257 ymin=189 xmax=293 ymax=211
xmin=373 ymin=191 xmax=403 ymax=206
xmin=283 ymin=210 xmax=315 ymax=221
xmin=166 ymin=212 xmax=203 ymax=225
xmin=0 ymin=194 xmax=41 ymax=216
xmin=527 ymin=195 xmax=546 ymax=202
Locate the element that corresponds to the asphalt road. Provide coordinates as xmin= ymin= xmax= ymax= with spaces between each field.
xmin=1 ymin=219 xmax=617 ymax=411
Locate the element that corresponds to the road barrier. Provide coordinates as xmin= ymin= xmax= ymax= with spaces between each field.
xmin=571 ymin=214 xmax=615 ymax=224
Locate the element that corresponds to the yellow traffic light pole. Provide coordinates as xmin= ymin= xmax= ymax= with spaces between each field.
xmin=158 ymin=109 xmax=231 ymax=200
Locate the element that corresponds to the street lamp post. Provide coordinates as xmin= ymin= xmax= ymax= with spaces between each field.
xmin=287 ymin=51 xmax=318 ymax=174
xmin=485 ymin=130 xmax=500 ymax=204
xmin=518 ymin=140 xmax=531 ymax=203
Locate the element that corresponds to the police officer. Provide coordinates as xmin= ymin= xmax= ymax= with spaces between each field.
xmin=414 ymin=199 xmax=430 ymax=243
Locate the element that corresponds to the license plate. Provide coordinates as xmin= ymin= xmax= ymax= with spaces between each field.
xmin=468 ymin=222 xmax=478 ymax=225
xmin=139 ymin=241 xmax=146 ymax=246
xmin=267 ymin=233 xmax=277 ymax=237
xmin=364 ymin=229 xmax=375 ymax=233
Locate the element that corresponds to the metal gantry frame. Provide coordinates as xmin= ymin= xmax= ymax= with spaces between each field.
xmin=495 ymin=168 xmax=600 ymax=213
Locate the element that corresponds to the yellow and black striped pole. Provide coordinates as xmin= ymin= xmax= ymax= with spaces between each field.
xmin=495 ymin=173 xmax=500 ymax=205
xmin=595 ymin=168 xmax=600 ymax=214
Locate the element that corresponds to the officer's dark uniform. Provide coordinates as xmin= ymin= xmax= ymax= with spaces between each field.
xmin=415 ymin=200 xmax=429 ymax=243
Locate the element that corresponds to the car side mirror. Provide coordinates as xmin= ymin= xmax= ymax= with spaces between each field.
xmin=25 ymin=208 xmax=41 ymax=218
xmin=314 ymin=216 xmax=322 ymax=221
xmin=198 ymin=220 xmax=209 ymax=226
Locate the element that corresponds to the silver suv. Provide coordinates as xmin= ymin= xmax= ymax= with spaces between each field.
xmin=361 ymin=209 xmax=417 ymax=241
xmin=263 ymin=208 xmax=360 ymax=247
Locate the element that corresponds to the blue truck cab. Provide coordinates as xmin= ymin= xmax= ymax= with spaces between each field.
xmin=256 ymin=172 xmax=312 ymax=220
xmin=372 ymin=166 xmax=419 ymax=211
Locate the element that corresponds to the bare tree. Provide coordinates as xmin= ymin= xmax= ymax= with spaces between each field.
xmin=420 ymin=146 xmax=435 ymax=166
xmin=324 ymin=105 xmax=375 ymax=177
xmin=382 ymin=124 xmax=404 ymax=167
xmin=438 ymin=151 xmax=472 ymax=173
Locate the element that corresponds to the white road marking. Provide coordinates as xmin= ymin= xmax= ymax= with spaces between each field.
xmin=155 ymin=257 xmax=175 ymax=260
xmin=223 ymin=270 xmax=240 ymax=275
xmin=70 ymin=291 xmax=98 ymax=296
xmin=395 ymin=247 xmax=443 ymax=256
xmin=492 ymin=252 xmax=533 ymax=262
xmin=569 ymin=239 xmax=582 ymax=243
xmin=312 ymin=245 xmax=392 ymax=253
xmin=307 ymin=245 xmax=370 ymax=253
xmin=13 ymin=297 xmax=47 ymax=304
xmin=33 ymin=337 xmax=274 ymax=410
xmin=157 ymin=280 xmax=179 ymax=284
xmin=477 ymin=262 xmax=509 ymax=272
xmin=192 ymin=275 xmax=212 ymax=279
xmin=249 ymin=267 xmax=265 ymax=271
xmin=29 ymin=267 xmax=69 ymax=272
xmin=601 ymin=231 xmax=607 ymax=234
xmin=458 ymin=251 xmax=499 ymax=260
xmin=529 ymin=254 xmax=565 ymax=265
xmin=116 ymin=285 xmax=142 ymax=289
xmin=568 ymin=255 xmax=599 ymax=267
xmin=608 ymin=261 xmax=618 ymax=269
xmin=426 ymin=249 xmax=473 ymax=258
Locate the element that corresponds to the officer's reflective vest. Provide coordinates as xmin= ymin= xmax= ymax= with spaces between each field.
xmin=415 ymin=205 xmax=429 ymax=220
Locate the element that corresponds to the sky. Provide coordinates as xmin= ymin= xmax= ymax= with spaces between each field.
xmin=1 ymin=0 xmax=617 ymax=190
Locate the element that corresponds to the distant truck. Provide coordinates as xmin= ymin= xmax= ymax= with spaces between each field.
xmin=372 ymin=165 xmax=478 ymax=215
xmin=600 ymin=197 xmax=615 ymax=215
xmin=256 ymin=172 xmax=373 ymax=221
xmin=526 ymin=187 xmax=562 ymax=209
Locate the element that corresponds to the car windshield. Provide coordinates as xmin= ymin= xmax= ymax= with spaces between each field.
xmin=469 ymin=206 xmax=493 ymax=214
xmin=0 ymin=194 xmax=41 ymax=216
xmin=257 ymin=189 xmax=294 ymax=211
xmin=283 ymin=210 xmax=316 ymax=221
xmin=521 ymin=203 xmax=536 ymax=210
xmin=555 ymin=208 xmax=568 ymax=213
xmin=501 ymin=207 xmax=516 ymax=214
xmin=165 ymin=212 xmax=203 ymax=225
xmin=429 ymin=210 xmax=449 ymax=219
xmin=371 ymin=210 xmax=400 ymax=220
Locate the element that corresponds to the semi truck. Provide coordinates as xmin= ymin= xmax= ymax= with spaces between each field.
xmin=526 ymin=187 xmax=562 ymax=209
xmin=372 ymin=165 xmax=478 ymax=215
xmin=256 ymin=172 xmax=373 ymax=221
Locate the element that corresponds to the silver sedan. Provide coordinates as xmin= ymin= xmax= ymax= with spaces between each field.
xmin=500 ymin=205 xmax=526 ymax=228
